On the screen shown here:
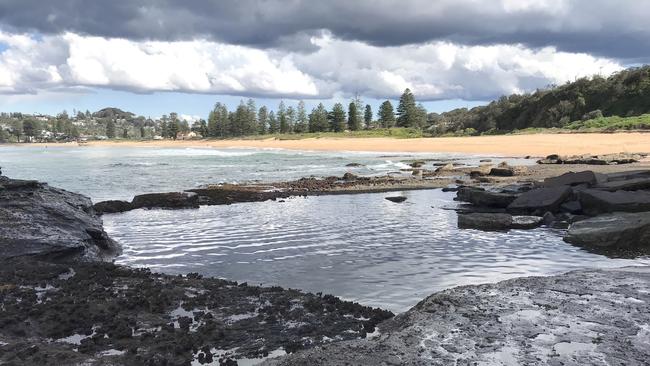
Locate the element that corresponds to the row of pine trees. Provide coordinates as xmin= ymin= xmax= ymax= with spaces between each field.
xmin=204 ymin=88 xmax=428 ymax=138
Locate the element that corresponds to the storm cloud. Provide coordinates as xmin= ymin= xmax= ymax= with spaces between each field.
xmin=0 ymin=1 xmax=641 ymax=100
xmin=0 ymin=0 xmax=649 ymax=59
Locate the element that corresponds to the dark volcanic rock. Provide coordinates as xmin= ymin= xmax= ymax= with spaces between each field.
xmin=458 ymin=213 xmax=512 ymax=231
xmin=264 ymin=267 xmax=650 ymax=366
xmin=578 ymin=189 xmax=650 ymax=215
xmin=507 ymin=186 xmax=572 ymax=214
xmin=130 ymin=191 xmax=199 ymax=210
xmin=385 ymin=196 xmax=407 ymax=203
xmin=0 ymin=259 xmax=393 ymax=366
xmin=456 ymin=187 xmax=518 ymax=208
xmin=93 ymin=200 xmax=132 ymax=214
xmin=595 ymin=177 xmax=650 ymax=191
xmin=489 ymin=165 xmax=515 ymax=177
xmin=543 ymin=170 xmax=606 ymax=187
xmin=564 ymin=212 xmax=650 ymax=249
xmin=538 ymin=153 xmax=643 ymax=165
xmin=458 ymin=213 xmax=544 ymax=231
xmin=0 ymin=176 xmax=119 ymax=261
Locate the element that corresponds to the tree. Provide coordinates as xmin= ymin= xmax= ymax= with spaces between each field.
xmin=122 ymin=128 xmax=129 ymax=139
xmin=364 ymin=104 xmax=373 ymax=129
xmin=348 ymin=102 xmax=361 ymax=130
xmin=140 ymin=126 xmax=146 ymax=139
xmin=268 ymin=111 xmax=279 ymax=133
xmin=285 ymin=106 xmax=296 ymax=133
xmin=23 ymin=119 xmax=42 ymax=140
xmin=378 ymin=100 xmax=396 ymax=128
xmin=258 ymin=106 xmax=268 ymax=134
xmin=309 ymin=103 xmax=329 ymax=132
xmin=278 ymin=101 xmax=289 ymax=133
xmin=330 ymin=103 xmax=347 ymax=132
xmin=397 ymin=88 xmax=418 ymax=127
xmin=207 ymin=103 xmax=229 ymax=137
xmin=10 ymin=120 xmax=23 ymax=142
xmin=168 ymin=113 xmax=180 ymax=139
xmin=295 ymin=101 xmax=308 ymax=133
xmin=244 ymin=99 xmax=258 ymax=135
xmin=106 ymin=119 xmax=116 ymax=138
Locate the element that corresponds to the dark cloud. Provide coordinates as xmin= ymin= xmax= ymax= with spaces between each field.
xmin=0 ymin=0 xmax=648 ymax=60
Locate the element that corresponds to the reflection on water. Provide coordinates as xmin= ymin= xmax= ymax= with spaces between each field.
xmin=105 ymin=189 xmax=650 ymax=312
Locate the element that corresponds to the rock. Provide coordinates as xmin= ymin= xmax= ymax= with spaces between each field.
xmin=507 ymin=186 xmax=572 ymax=214
xmin=457 ymin=213 xmax=512 ymax=231
xmin=265 ymin=267 xmax=650 ymax=366
xmin=489 ymin=162 xmax=515 ymax=177
xmin=455 ymin=187 xmax=518 ymax=208
xmin=537 ymin=153 xmax=641 ymax=165
xmin=542 ymin=211 xmax=556 ymax=225
xmin=342 ymin=172 xmax=358 ymax=181
xmin=441 ymin=187 xmax=458 ymax=192
xmin=604 ymin=170 xmax=650 ymax=182
xmin=578 ymin=189 xmax=650 ymax=215
xmin=435 ymin=163 xmax=456 ymax=173
xmin=511 ymin=215 xmax=544 ymax=229
xmin=130 ymin=192 xmax=199 ymax=210
xmin=560 ymin=200 xmax=582 ymax=214
xmin=0 ymin=176 xmax=120 ymax=261
xmin=543 ymin=171 xmax=606 ymax=188
xmin=409 ymin=161 xmax=426 ymax=168
xmin=479 ymin=159 xmax=492 ymax=163
xmin=564 ymin=212 xmax=650 ymax=248
xmin=385 ymin=196 xmax=407 ymax=203
xmin=595 ymin=177 xmax=650 ymax=191
xmin=345 ymin=163 xmax=364 ymax=167
xmin=93 ymin=200 xmax=133 ymax=214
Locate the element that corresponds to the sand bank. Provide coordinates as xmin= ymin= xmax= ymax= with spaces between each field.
xmin=13 ymin=132 xmax=650 ymax=156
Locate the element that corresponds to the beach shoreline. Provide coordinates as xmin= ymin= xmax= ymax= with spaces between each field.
xmin=7 ymin=132 xmax=650 ymax=156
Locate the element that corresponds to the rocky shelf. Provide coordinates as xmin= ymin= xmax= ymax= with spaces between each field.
xmin=264 ymin=266 xmax=650 ymax=366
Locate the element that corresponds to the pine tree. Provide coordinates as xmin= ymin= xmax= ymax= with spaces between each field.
xmin=378 ymin=100 xmax=396 ymax=128
xmin=278 ymin=101 xmax=289 ymax=133
xmin=331 ymin=103 xmax=347 ymax=132
xmin=309 ymin=103 xmax=329 ymax=132
xmin=106 ymin=119 xmax=116 ymax=138
xmin=397 ymin=88 xmax=418 ymax=127
xmin=348 ymin=102 xmax=361 ymax=130
xmin=258 ymin=106 xmax=268 ymax=134
xmin=364 ymin=104 xmax=373 ymax=129
xmin=295 ymin=101 xmax=308 ymax=133
xmin=245 ymin=99 xmax=258 ymax=135
xmin=268 ymin=111 xmax=279 ymax=133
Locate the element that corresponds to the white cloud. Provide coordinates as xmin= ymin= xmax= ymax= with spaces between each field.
xmin=0 ymin=31 xmax=623 ymax=101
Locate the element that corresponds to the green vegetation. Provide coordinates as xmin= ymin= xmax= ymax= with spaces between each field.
xmin=430 ymin=66 xmax=650 ymax=135
xmin=4 ymin=66 xmax=650 ymax=143
xmin=566 ymin=114 xmax=650 ymax=131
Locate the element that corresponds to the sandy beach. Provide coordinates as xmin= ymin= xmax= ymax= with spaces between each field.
xmin=57 ymin=132 xmax=650 ymax=156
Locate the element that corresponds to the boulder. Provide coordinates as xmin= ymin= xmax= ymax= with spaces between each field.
xmin=564 ymin=212 xmax=650 ymax=248
xmin=345 ymin=163 xmax=364 ymax=167
xmin=130 ymin=192 xmax=199 ymax=210
xmin=511 ymin=215 xmax=544 ymax=229
xmin=385 ymin=196 xmax=407 ymax=203
xmin=595 ymin=177 xmax=650 ymax=191
xmin=455 ymin=187 xmax=518 ymax=208
xmin=538 ymin=153 xmax=641 ymax=165
xmin=0 ymin=175 xmax=120 ymax=261
xmin=342 ymin=172 xmax=358 ymax=181
xmin=489 ymin=162 xmax=515 ymax=177
xmin=543 ymin=171 xmax=606 ymax=188
xmin=560 ymin=200 xmax=582 ymax=214
xmin=605 ymin=170 xmax=650 ymax=182
xmin=507 ymin=186 xmax=572 ymax=214
xmin=409 ymin=161 xmax=426 ymax=168
xmin=457 ymin=213 xmax=512 ymax=231
xmin=578 ymin=189 xmax=650 ymax=215
xmin=435 ymin=163 xmax=456 ymax=173
xmin=93 ymin=200 xmax=133 ymax=214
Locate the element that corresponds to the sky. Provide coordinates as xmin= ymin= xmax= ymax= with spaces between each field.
xmin=0 ymin=0 xmax=645 ymax=120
